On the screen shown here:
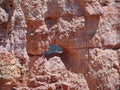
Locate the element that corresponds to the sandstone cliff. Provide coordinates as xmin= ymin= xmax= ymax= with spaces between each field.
xmin=0 ymin=0 xmax=120 ymax=90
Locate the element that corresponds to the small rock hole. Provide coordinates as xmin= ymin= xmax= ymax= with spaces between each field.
xmin=10 ymin=4 xmax=13 ymax=7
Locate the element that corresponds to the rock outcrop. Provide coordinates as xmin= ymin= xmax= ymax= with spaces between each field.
xmin=0 ymin=0 xmax=119 ymax=90
xmin=0 ymin=46 xmax=22 ymax=90
xmin=13 ymin=57 xmax=89 ymax=90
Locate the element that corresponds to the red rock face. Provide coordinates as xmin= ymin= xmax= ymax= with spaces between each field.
xmin=0 ymin=0 xmax=120 ymax=90
xmin=0 ymin=47 xmax=22 ymax=88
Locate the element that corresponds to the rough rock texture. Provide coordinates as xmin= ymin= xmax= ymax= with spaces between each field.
xmin=0 ymin=46 xmax=23 ymax=90
xmin=14 ymin=57 xmax=89 ymax=90
xmin=0 ymin=0 xmax=120 ymax=90
xmin=87 ymin=48 xmax=120 ymax=90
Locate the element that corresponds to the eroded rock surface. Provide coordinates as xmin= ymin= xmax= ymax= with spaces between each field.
xmin=0 ymin=47 xmax=22 ymax=90
xmin=13 ymin=57 xmax=89 ymax=90
xmin=0 ymin=0 xmax=120 ymax=90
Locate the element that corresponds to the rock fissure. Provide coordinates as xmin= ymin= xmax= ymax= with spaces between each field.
xmin=0 ymin=0 xmax=120 ymax=90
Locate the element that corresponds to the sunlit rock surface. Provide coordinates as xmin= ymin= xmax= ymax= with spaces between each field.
xmin=0 ymin=0 xmax=120 ymax=90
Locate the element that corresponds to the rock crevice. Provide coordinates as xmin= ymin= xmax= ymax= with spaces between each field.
xmin=0 ymin=0 xmax=119 ymax=90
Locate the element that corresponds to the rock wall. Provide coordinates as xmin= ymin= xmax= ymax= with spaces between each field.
xmin=0 ymin=0 xmax=120 ymax=90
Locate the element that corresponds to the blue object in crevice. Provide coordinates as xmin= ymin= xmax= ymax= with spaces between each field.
xmin=44 ymin=44 xmax=63 ymax=55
